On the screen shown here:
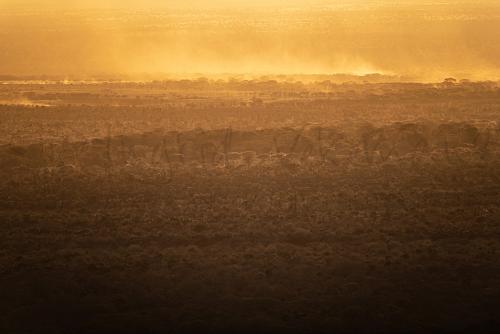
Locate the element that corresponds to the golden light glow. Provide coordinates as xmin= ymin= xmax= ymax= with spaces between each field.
xmin=2 ymin=1 xmax=500 ymax=81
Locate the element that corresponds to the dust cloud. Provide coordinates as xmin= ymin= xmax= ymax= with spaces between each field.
xmin=1 ymin=0 xmax=500 ymax=81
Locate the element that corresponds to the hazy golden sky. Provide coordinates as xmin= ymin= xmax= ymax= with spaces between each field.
xmin=2 ymin=0 xmax=500 ymax=81
xmin=1 ymin=0 xmax=393 ymax=9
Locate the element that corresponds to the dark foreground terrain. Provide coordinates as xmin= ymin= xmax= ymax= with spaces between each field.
xmin=2 ymin=157 xmax=500 ymax=333
xmin=1 ymin=80 xmax=500 ymax=333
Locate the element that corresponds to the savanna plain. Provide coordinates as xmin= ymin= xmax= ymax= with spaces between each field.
xmin=1 ymin=78 xmax=500 ymax=333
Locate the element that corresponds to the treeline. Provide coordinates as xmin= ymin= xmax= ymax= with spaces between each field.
xmin=1 ymin=79 xmax=499 ymax=96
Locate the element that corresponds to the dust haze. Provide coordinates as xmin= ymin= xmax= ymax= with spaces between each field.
xmin=2 ymin=0 xmax=500 ymax=81
xmin=3 ymin=2 xmax=500 ymax=334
